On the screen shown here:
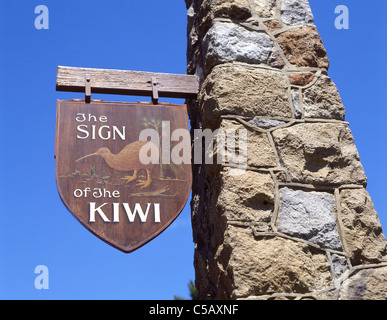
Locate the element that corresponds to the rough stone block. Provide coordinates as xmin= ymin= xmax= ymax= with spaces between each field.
xmin=303 ymin=74 xmax=346 ymax=120
xmin=281 ymin=0 xmax=314 ymax=26
xmin=276 ymin=26 xmax=329 ymax=69
xmin=218 ymin=168 xmax=275 ymax=223
xmin=202 ymin=22 xmax=273 ymax=73
xmin=216 ymin=227 xmax=332 ymax=298
xmin=339 ymin=266 xmax=387 ymax=300
xmin=199 ymin=0 xmax=252 ymax=34
xmin=218 ymin=119 xmax=277 ymax=168
xmin=278 ymin=187 xmax=342 ymax=250
xmin=340 ymin=189 xmax=387 ymax=265
xmin=199 ymin=64 xmax=292 ymax=128
xmin=272 ymin=123 xmax=367 ymax=186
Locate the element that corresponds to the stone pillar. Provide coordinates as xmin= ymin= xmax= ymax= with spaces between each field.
xmin=186 ymin=0 xmax=387 ymax=300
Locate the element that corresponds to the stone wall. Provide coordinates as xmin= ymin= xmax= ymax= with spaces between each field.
xmin=185 ymin=0 xmax=387 ymax=300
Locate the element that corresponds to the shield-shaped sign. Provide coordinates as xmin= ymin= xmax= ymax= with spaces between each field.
xmin=55 ymin=100 xmax=192 ymax=253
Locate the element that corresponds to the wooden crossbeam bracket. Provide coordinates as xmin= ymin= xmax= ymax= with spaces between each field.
xmin=56 ymin=66 xmax=199 ymax=100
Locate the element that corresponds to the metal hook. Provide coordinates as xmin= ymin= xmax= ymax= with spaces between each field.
xmin=151 ymin=77 xmax=158 ymax=105
xmin=85 ymin=74 xmax=91 ymax=103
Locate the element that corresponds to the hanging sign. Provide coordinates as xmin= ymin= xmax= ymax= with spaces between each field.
xmin=55 ymin=100 xmax=192 ymax=253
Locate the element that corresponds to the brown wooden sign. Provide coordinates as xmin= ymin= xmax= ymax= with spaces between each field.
xmin=55 ymin=100 xmax=192 ymax=253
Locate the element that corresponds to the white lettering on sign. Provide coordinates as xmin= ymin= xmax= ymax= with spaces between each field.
xmin=75 ymin=113 xmax=125 ymax=141
xmin=76 ymin=113 xmax=108 ymax=123
xmin=76 ymin=125 xmax=126 ymax=140
xmin=89 ymin=203 xmax=110 ymax=222
xmin=89 ymin=203 xmax=161 ymax=223
xmin=73 ymin=187 xmax=120 ymax=199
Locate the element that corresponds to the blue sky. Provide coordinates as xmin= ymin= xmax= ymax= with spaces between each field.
xmin=0 ymin=0 xmax=386 ymax=300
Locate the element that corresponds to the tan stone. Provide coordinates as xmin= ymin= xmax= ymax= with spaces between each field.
xmin=272 ymin=123 xmax=367 ymax=186
xmin=339 ymin=266 xmax=387 ymax=300
xmin=199 ymin=0 xmax=252 ymax=33
xmin=199 ymin=64 xmax=292 ymax=128
xmin=241 ymin=291 xmax=336 ymax=300
xmin=276 ymin=26 xmax=329 ymax=69
xmin=303 ymin=74 xmax=346 ymax=120
xmin=340 ymin=189 xmax=387 ymax=265
xmin=218 ymin=168 xmax=275 ymax=223
xmin=215 ymin=227 xmax=332 ymax=298
xmin=253 ymin=0 xmax=277 ymax=18
xmin=218 ymin=119 xmax=277 ymax=168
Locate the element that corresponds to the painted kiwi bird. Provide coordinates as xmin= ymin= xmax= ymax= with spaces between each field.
xmin=76 ymin=141 xmax=159 ymax=189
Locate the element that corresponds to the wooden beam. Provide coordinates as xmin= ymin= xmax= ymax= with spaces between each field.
xmin=56 ymin=66 xmax=199 ymax=99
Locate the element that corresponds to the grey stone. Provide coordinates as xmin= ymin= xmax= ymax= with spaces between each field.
xmin=249 ymin=118 xmax=286 ymax=129
xmin=267 ymin=49 xmax=286 ymax=69
xmin=278 ymin=187 xmax=342 ymax=250
xmin=281 ymin=0 xmax=314 ymax=26
xmin=292 ymin=90 xmax=302 ymax=118
xmin=331 ymin=254 xmax=349 ymax=280
xmin=187 ymin=4 xmax=194 ymax=18
xmin=202 ymin=22 xmax=272 ymax=72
